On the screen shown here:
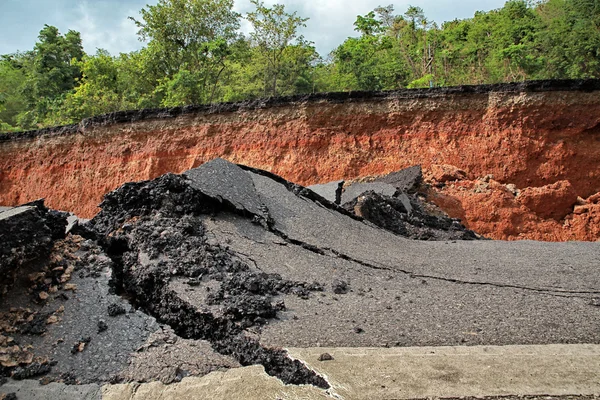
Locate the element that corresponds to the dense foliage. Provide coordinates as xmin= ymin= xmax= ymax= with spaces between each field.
xmin=1 ymin=0 xmax=599 ymax=132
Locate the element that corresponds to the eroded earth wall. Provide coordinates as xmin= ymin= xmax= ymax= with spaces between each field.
xmin=1 ymin=80 xmax=600 ymax=240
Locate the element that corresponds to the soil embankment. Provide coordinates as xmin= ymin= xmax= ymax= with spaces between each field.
xmin=1 ymin=80 xmax=600 ymax=240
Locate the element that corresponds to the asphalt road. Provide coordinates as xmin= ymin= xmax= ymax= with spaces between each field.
xmin=1 ymin=159 xmax=598 ymax=399
xmin=198 ymin=165 xmax=600 ymax=348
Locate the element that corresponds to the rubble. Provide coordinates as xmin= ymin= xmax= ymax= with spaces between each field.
xmin=317 ymin=353 xmax=334 ymax=361
xmin=335 ymin=166 xmax=480 ymax=241
xmin=0 ymin=158 xmax=598 ymax=392
xmin=0 ymin=200 xmax=68 ymax=297
xmin=343 ymin=191 xmax=479 ymax=241
xmin=87 ymin=166 xmax=330 ymax=388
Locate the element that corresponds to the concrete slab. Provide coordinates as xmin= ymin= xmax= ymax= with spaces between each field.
xmin=289 ymin=344 xmax=600 ymax=399
xmin=101 ymin=365 xmax=333 ymax=400
xmin=100 ymin=344 xmax=600 ymax=400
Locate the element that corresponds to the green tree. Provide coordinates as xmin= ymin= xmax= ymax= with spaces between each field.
xmin=536 ymin=0 xmax=600 ymax=78
xmin=14 ymin=25 xmax=85 ymax=129
xmin=246 ymin=0 xmax=309 ymax=96
xmin=354 ymin=11 xmax=383 ymax=36
xmin=44 ymin=50 xmax=139 ymax=125
xmin=130 ymin=0 xmax=241 ymax=104
xmin=0 ymin=54 xmax=29 ymax=130
xmin=331 ymin=34 xmax=408 ymax=91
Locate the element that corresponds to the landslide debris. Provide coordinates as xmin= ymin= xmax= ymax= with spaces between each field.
xmin=0 ymin=201 xmax=68 ymax=297
xmin=1 ymin=157 xmax=599 ymax=391
xmin=82 ymin=159 xmax=483 ymax=386
xmin=321 ymin=166 xmax=480 ymax=241
xmin=88 ymin=167 xmax=329 ymax=388
xmin=343 ymin=190 xmax=479 ymax=241
xmin=426 ymin=169 xmax=600 ymax=241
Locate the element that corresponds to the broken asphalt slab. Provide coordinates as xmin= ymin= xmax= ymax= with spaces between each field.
xmin=340 ymin=181 xmax=398 ymax=205
xmin=307 ymin=180 xmax=344 ymax=205
xmin=373 ymin=165 xmax=423 ymax=193
xmin=90 ymin=159 xmax=599 ymax=355
xmin=183 ymin=158 xmax=266 ymax=218
xmin=313 ymin=165 xmax=476 ymax=240
xmin=0 ymin=201 xmax=67 ymax=297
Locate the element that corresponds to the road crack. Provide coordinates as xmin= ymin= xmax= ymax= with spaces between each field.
xmin=264 ymin=226 xmax=598 ymax=299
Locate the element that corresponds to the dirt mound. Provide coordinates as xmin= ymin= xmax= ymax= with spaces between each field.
xmin=427 ymin=171 xmax=600 ymax=241
xmin=517 ymin=180 xmax=578 ymax=220
xmin=0 ymin=201 xmax=67 ymax=297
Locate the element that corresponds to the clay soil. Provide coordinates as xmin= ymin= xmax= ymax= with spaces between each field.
xmin=1 ymin=80 xmax=599 ymax=241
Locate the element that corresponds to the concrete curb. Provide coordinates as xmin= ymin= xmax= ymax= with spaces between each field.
xmin=290 ymin=344 xmax=600 ymax=399
xmin=2 ymin=344 xmax=598 ymax=400
xmin=100 ymin=344 xmax=600 ymax=400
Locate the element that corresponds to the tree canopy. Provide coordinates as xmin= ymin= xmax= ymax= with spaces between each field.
xmin=1 ymin=0 xmax=599 ymax=132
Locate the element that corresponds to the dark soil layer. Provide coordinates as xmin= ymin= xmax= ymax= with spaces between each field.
xmin=3 ymin=79 xmax=599 ymax=142
xmin=0 ymin=201 xmax=67 ymax=296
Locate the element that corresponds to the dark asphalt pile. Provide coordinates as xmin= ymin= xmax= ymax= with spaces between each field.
xmin=0 ymin=200 xmax=68 ymax=297
xmin=88 ymin=170 xmax=328 ymax=387
xmin=0 ymin=158 xmax=598 ymax=391
xmin=310 ymin=165 xmax=480 ymax=241
xmin=343 ymin=190 xmax=479 ymax=240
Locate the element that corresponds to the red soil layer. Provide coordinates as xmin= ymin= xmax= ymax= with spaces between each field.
xmin=427 ymin=174 xmax=600 ymax=241
xmin=1 ymin=87 xmax=599 ymax=241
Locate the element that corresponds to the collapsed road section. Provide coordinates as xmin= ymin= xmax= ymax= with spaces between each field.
xmin=0 ymin=159 xmax=598 ymax=395
xmin=0 ymin=201 xmax=67 ymax=297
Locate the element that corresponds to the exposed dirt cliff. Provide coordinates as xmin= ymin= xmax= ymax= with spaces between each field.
xmin=1 ymin=80 xmax=600 ymax=241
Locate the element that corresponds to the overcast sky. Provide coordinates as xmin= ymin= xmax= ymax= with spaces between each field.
xmin=0 ymin=0 xmax=507 ymax=57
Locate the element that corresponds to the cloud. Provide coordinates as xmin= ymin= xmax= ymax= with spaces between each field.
xmin=70 ymin=1 xmax=144 ymax=55
xmin=233 ymin=0 xmax=371 ymax=55
xmin=1 ymin=0 xmax=508 ymax=57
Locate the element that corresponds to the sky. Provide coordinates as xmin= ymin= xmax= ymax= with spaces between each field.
xmin=0 ymin=0 xmax=508 ymax=58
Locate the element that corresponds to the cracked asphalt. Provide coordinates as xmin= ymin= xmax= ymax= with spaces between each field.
xmin=199 ymin=163 xmax=600 ymax=348
xmin=1 ymin=158 xmax=599 ymax=399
